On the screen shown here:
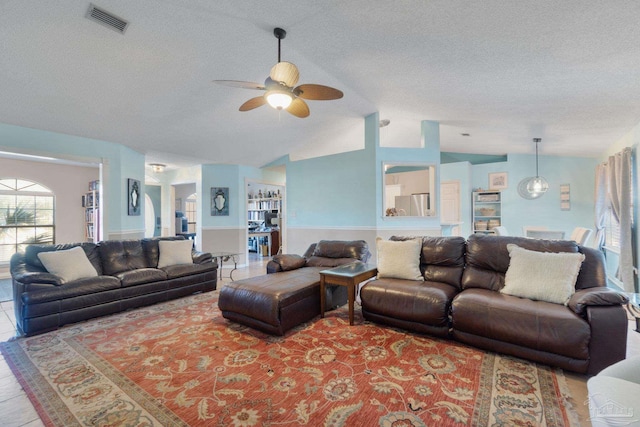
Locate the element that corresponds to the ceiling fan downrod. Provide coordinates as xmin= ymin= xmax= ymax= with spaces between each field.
xmin=274 ymin=27 xmax=286 ymax=63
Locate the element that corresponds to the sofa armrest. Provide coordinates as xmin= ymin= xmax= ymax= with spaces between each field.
xmin=586 ymin=305 xmax=628 ymax=375
xmin=192 ymin=250 xmax=213 ymax=265
xmin=267 ymin=254 xmax=306 ymax=274
xmin=13 ymin=271 xmax=63 ymax=286
xmin=568 ymin=287 xmax=628 ymax=315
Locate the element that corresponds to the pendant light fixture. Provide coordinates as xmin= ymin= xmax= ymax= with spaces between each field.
xmin=526 ymin=138 xmax=549 ymax=196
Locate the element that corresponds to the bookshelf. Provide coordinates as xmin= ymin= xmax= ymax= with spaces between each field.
xmin=83 ymin=180 xmax=101 ymax=242
xmin=472 ymin=190 xmax=502 ymax=234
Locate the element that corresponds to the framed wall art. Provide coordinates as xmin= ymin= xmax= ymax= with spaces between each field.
xmin=211 ymin=187 xmax=229 ymax=216
xmin=488 ymin=172 xmax=508 ymax=190
xmin=128 ymin=178 xmax=141 ymax=216
xmin=560 ymin=183 xmax=571 ymax=211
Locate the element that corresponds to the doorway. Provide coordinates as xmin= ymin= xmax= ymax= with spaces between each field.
xmin=246 ymin=181 xmax=285 ymax=265
xmin=440 ymin=180 xmax=462 ymax=236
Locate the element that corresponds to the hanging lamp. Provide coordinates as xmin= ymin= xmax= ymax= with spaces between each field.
xmin=526 ymin=138 xmax=549 ymax=196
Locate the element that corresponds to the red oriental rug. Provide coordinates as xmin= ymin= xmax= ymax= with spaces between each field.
xmin=1 ymin=291 xmax=579 ymax=426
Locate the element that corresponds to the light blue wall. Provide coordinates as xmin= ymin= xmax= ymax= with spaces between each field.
xmin=444 ymin=154 xmax=597 ymax=238
xmin=286 ymin=115 xmax=375 ymax=227
xmin=0 ymin=122 xmax=144 ymax=236
xmin=201 ymin=164 xmax=285 ymax=228
xmin=201 ymin=164 xmax=244 ymax=227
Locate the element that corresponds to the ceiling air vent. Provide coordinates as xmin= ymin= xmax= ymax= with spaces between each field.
xmin=86 ymin=4 xmax=129 ymax=34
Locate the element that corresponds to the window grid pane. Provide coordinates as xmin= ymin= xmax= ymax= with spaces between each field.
xmin=0 ymin=179 xmax=55 ymax=264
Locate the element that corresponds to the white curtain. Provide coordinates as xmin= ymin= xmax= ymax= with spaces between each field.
xmin=594 ymin=163 xmax=608 ymax=249
xmin=596 ymin=147 xmax=634 ymax=292
xmin=608 ymin=148 xmax=634 ymax=292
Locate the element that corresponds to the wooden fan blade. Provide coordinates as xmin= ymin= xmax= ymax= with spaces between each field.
xmin=213 ymin=80 xmax=265 ymax=90
xmin=270 ymin=62 xmax=299 ymax=87
xmin=239 ymin=96 xmax=267 ymax=111
xmin=294 ymin=84 xmax=343 ymax=100
xmin=286 ymin=98 xmax=310 ymax=118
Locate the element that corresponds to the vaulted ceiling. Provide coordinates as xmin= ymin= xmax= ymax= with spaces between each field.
xmin=1 ymin=1 xmax=639 ymax=170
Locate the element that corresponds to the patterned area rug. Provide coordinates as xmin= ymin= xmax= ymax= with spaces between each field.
xmin=1 ymin=291 xmax=579 ymax=426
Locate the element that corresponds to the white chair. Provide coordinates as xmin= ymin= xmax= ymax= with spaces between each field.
xmin=522 ymin=225 xmax=548 ymax=237
xmin=492 ymin=226 xmax=508 ymax=236
xmin=570 ymin=227 xmax=593 ymax=246
xmin=587 ymin=355 xmax=640 ymax=427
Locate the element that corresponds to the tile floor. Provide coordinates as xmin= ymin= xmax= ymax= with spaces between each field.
xmin=0 ymin=256 xmax=638 ymax=426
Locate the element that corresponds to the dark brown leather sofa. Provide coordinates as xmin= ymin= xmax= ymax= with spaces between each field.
xmin=11 ymin=236 xmax=217 ymax=336
xmin=361 ymin=234 xmax=628 ymax=375
xmin=218 ymin=240 xmax=370 ymax=335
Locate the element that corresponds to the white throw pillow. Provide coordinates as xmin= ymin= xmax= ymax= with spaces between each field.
xmin=157 ymin=240 xmax=194 ymax=268
xmin=501 ymin=244 xmax=585 ymax=305
xmin=376 ymin=237 xmax=424 ymax=281
xmin=37 ymin=246 xmax=98 ymax=283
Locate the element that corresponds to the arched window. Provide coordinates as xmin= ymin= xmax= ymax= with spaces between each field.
xmin=0 ymin=178 xmax=55 ymax=263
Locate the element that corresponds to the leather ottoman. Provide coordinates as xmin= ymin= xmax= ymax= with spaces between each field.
xmin=218 ymin=267 xmax=326 ymax=335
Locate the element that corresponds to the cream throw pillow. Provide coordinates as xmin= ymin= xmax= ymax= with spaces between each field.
xmin=37 ymin=246 xmax=98 ymax=283
xmin=158 ymin=240 xmax=194 ymax=268
xmin=376 ymin=237 xmax=423 ymax=281
xmin=501 ymin=244 xmax=585 ymax=305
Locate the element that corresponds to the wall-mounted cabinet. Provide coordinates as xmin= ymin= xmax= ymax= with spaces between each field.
xmin=472 ymin=190 xmax=501 ymax=234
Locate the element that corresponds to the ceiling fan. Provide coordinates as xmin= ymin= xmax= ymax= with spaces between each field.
xmin=213 ymin=28 xmax=343 ymax=118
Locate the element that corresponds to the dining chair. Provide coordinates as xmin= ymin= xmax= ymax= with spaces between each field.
xmin=492 ymin=226 xmax=508 ymax=236
xmin=526 ymin=230 xmax=565 ymax=240
xmin=522 ymin=225 xmax=548 ymax=237
xmin=570 ymin=227 xmax=593 ymax=246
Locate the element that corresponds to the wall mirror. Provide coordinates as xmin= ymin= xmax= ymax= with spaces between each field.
xmin=383 ymin=163 xmax=436 ymax=217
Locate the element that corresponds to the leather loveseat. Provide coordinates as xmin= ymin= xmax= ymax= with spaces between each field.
xmin=11 ymin=236 xmax=218 ymax=336
xmin=219 ymin=240 xmax=370 ymax=335
xmin=361 ymin=234 xmax=628 ymax=375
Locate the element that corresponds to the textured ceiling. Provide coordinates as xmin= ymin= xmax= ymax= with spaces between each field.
xmin=1 ymin=1 xmax=639 ymax=170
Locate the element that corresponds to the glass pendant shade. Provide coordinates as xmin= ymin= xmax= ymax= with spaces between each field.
xmin=526 ymin=176 xmax=549 ymax=194
xmin=526 ymin=138 xmax=548 ymax=195
xmin=265 ymin=90 xmax=293 ymax=110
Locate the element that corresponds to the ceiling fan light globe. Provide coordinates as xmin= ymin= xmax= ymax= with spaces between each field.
xmin=265 ymin=90 xmax=293 ymax=110
xmin=526 ymin=176 xmax=549 ymax=194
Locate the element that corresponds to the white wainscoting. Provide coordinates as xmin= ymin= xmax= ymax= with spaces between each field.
xmin=200 ymin=227 xmax=247 ymax=267
xmin=106 ymin=229 xmax=145 ymax=240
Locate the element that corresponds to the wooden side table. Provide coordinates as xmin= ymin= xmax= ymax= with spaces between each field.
xmin=320 ymin=262 xmax=377 ymax=325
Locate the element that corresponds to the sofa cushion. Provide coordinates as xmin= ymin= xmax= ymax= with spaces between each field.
xmin=141 ymin=236 xmax=187 ymax=268
xmin=158 ymin=240 xmax=194 ymax=268
xmin=312 ymin=240 xmax=369 ymax=261
xmin=462 ymin=235 xmax=580 ymax=291
xmin=116 ymin=268 xmax=168 ymax=287
xmin=501 ymin=244 xmax=585 ymax=305
xmin=271 ymin=254 xmax=306 ymax=271
xmin=26 ymin=243 xmax=102 ymax=274
xmin=305 ymin=256 xmax=360 ymax=268
xmin=162 ymin=262 xmax=217 ymax=279
xmin=361 ymin=278 xmax=458 ymax=327
xmin=37 ymin=246 xmax=98 ymax=284
xmin=100 ymin=240 xmax=147 ymax=275
xmin=452 ymin=288 xmax=591 ymax=360
xmin=21 ymin=276 xmax=121 ymax=305
xmin=392 ymin=236 xmax=466 ymax=289
xmin=376 ymin=237 xmax=423 ymax=281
